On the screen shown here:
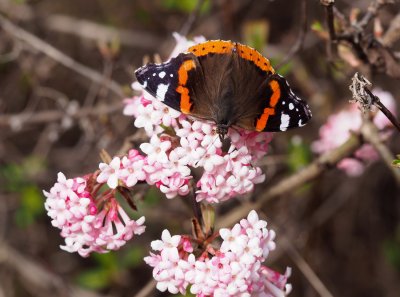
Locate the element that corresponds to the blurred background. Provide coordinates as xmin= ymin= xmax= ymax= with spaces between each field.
xmin=1 ymin=0 xmax=400 ymax=296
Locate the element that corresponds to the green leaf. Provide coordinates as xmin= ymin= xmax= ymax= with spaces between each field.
xmin=121 ymin=246 xmax=146 ymax=268
xmin=383 ymin=239 xmax=400 ymax=271
xmin=287 ymin=136 xmax=312 ymax=172
xmin=242 ymin=20 xmax=269 ymax=52
xmin=392 ymin=155 xmax=400 ymax=167
xmin=311 ymin=20 xmax=324 ymax=32
xmin=14 ymin=185 xmax=45 ymax=228
xmin=275 ymin=59 xmax=293 ymax=77
xmin=143 ymin=187 xmax=161 ymax=206
xmin=76 ymin=268 xmax=112 ymax=290
xmin=21 ymin=185 xmax=44 ymax=214
xmin=15 ymin=208 xmax=35 ymax=228
xmin=92 ymin=252 xmax=118 ymax=270
xmin=0 ymin=163 xmax=25 ymax=192
xmin=161 ymin=0 xmax=210 ymax=13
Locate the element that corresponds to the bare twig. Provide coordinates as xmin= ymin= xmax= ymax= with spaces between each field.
xmin=0 ymin=14 xmax=124 ymax=97
xmin=276 ymin=0 xmax=308 ymax=69
xmin=0 ymin=243 xmax=112 ymax=297
xmin=44 ymin=14 xmax=161 ymax=49
xmin=361 ymin=119 xmax=400 ymax=183
xmin=0 ymin=40 xmax=21 ymax=63
xmin=179 ymin=0 xmax=206 ymax=36
xmin=217 ymin=133 xmax=363 ymax=229
xmin=0 ymin=101 xmax=123 ymax=128
xmin=349 ymin=72 xmax=400 ymax=132
xmin=357 ymin=0 xmax=395 ymax=30
xmin=132 ymin=279 xmax=157 ymax=297
xmin=382 ymin=13 xmax=400 ymax=46
xmin=280 ymin=237 xmax=335 ymax=297
xmin=320 ymin=0 xmax=337 ymax=58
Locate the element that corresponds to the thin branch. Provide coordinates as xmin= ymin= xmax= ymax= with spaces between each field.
xmin=0 ymin=101 xmax=123 ymax=128
xmin=321 ymin=0 xmax=337 ymax=58
xmin=0 ymin=243 xmax=112 ymax=297
xmin=280 ymin=236 xmax=335 ymax=297
xmin=276 ymin=0 xmax=308 ymax=70
xmin=357 ymin=0 xmax=395 ymax=30
xmin=132 ymin=280 xmax=157 ymax=297
xmin=360 ymin=118 xmax=400 ymax=183
xmin=382 ymin=13 xmax=400 ymax=46
xmin=44 ymin=14 xmax=161 ymax=49
xmin=349 ymin=72 xmax=400 ymax=133
xmin=0 ymin=14 xmax=124 ymax=97
xmin=179 ymin=0 xmax=206 ymax=36
xmin=217 ymin=133 xmax=363 ymax=229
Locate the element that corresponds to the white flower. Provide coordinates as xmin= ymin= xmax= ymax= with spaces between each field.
xmin=140 ymin=135 xmax=171 ymax=165
xmin=97 ymin=157 xmax=122 ymax=189
xmin=151 ymin=230 xmax=181 ymax=262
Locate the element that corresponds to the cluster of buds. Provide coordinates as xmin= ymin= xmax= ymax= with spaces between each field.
xmin=145 ymin=210 xmax=291 ymax=297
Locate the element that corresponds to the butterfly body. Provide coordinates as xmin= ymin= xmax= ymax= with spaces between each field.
xmin=135 ymin=40 xmax=312 ymax=139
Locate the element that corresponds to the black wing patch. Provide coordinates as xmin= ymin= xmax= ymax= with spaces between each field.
xmin=134 ymin=53 xmax=196 ymax=112
xmin=259 ymin=74 xmax=312 ymax=132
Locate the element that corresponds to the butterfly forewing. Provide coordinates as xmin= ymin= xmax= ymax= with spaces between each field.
xmin=135 ymin=53 xmax=197 ymax=112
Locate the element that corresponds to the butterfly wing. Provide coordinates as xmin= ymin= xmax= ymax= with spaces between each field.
xmin=135 ymin=40 xmax=312 ymax=132
xmin=134 ymin=52 xmax=198 ymax=112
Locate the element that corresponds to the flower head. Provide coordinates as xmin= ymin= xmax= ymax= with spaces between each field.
xmin=44 ymin=172 xmax=145 ymax=257
xmin=145 ymin=210 xmax=290 ymax=297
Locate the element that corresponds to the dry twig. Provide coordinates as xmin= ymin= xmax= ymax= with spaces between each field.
xmin=276 ymin=0 xmax=308 ymax=69
xmin=0 ymin=102 xmax=123 ymax=128
xmin=0 ymin=243 xmax=112 ymax=297
xmin=0 ymin=14 xmax=124 ymax=97
xmin=217 ymin=133 xmax=363 ymax=229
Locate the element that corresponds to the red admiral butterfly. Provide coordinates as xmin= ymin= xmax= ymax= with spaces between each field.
xmin=135 ymin=40 xmax=312 ymax=140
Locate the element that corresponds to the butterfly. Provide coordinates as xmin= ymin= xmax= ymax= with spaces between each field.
xmin=135 ymin=40 xmax=312 ymax=141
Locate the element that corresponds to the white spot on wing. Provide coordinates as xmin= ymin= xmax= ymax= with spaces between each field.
xmin=159 ymin=71 xmax=166 ymax=78
xmin=141 ymin=81 xmax=147 ymax=88
xmin=282 ymin=101 xmax=286 ymax=105
xmin=156 ymin=83 xmax=169 ymax=101
xmin=299 ymin=119 xmax=305 ymax=127
xmin=280 ymin=113 xmax=290 ymax=131
xmin=289 ymin=103 xmax=294 ymax=110
xmin=170 ymin=74 xmax=174 ymax=77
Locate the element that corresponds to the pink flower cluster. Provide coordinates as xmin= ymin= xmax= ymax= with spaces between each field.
xmin=44 ymin=172 xmax=145 ymax=257
xmin=96 ymin=148 xmax=191 ymax=199
xmin=312 ymin=88 xmax=397 ymax=176
xmin=145 ymin=210 xmax=291 ymax=296
xmin=123 ymin=94 xmax=271 ymax=201
xmin=123 ymin=33 xmax=272 ymax=202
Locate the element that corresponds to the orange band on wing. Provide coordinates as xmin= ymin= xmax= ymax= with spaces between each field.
xmin=176 ymin=86 xmax=191 ymax=114
xmin=178 ymin=60 xmax=196 ymax=85
xmin=255 ymin=80 xmax=281 ymax=131
xmin=236 ymin=43 xmax=275 ymax=73
xmin=176 ymin=60 xmax=196 ymax=114
xmin=269 ymin=80 xmax=281 ymax=107
xmin=256 ymin=108 xmax=275 ymax=131
xmin=188 ymin=40 xmax=234 ymax=57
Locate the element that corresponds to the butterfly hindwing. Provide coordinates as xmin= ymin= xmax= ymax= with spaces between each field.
xmin=240 ymin=74 xmax=312 ymax=132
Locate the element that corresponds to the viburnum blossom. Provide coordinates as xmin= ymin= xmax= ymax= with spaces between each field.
xmin=44 ymin=172 xmax=145 ymax=257
xmin=145 ymin=210 xmax=292 ymax=296
xmin=123 ymin=33 xmax=273 ymax=202
xmin=312 ymin=88 xmax=396 ymax=176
